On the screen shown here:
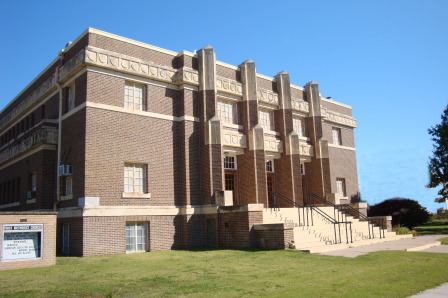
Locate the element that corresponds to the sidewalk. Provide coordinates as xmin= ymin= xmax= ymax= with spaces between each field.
xmin=318 ymin=235 xmax=447 ymax=258
xmin=409 ymin=282 xmax=448 ymax=297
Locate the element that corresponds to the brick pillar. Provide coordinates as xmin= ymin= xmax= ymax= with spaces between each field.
xmin=304 ymin=81 xmax=331 ymax=200
xmin=238 ymin=60 xmax=267 ymax=205
xmin=275 ymin=71 xmax=303 ymax=205
xmin=198 ymin=46 xmax=223 ymax=205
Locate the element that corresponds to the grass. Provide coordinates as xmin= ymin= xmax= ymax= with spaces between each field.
xmin=1 ymin=249 xmax=448 ymax=297
xmin=414 ymin=218 xmax=448 ymax=235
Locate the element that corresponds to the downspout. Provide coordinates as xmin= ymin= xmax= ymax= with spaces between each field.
xmin=53 ymin=50 xmax=65 ymax=211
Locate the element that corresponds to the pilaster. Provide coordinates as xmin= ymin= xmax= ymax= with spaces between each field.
xmin=275 ymin=71 xmax=303 ymax=205
xmin=198 ymin=46 xmax=223 ymax=205
xmin=238 ymin=60 xmax=267 ymax=205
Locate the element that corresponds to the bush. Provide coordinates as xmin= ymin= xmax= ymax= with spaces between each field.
xmin=368 ymin=198 xmax=431 ymax=229
xmin=434 ymin=209 xmax=448 ymax=220
xmin=393 ymin=225 xmax=410 ymax=235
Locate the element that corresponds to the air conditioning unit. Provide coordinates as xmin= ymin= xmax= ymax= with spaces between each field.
xmin=27 ymin=191 xmax=36 ymax=199
xmin=58 ymin=164 xmax=73 ymax=176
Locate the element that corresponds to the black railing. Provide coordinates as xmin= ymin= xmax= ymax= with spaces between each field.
xmin=307 ymin=193 xmax=385 ymax=239
xmin=271 ymin=192 xmax=353 ymax=244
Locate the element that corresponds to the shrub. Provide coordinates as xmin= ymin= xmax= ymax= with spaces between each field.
xmin=368 ymin=198 xmax=431 ymax=229
xmin=393 ymin=225 xmax=410 ymax=235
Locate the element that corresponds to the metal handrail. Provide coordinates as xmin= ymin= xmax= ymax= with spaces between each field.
xmin=308 ymin=193 xmax=385 ymax=239
xmin=272 ymin=192 xmax=352 ymax=244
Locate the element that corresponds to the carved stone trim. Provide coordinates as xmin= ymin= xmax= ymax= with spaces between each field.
xmin=0 ymin=128 xmax=58 ymax=165
xmin=178 ymin=67 xmax=200 ymax=86
xmin=264 ymin=136 xmax=282 ymax=153
xmin=222 ymin=129 xmax=246 ymax=148
xmin=322 ymin=108 xmax=357 ymax=128
xmin=59 ymin=50 xmax=86 ymax=82
xmin=257 ymin=89 xmax=279 ymax=105
xmin=84 ymin=46 xmax=178 ymax=84
xmin=216 ymin=77 xmax=243 ymax=96
xmin=298 ymin=142 xmax=314 ymax=157
xmin=0 ymin=74 xmax=57 ymax=130
xmin=291 ymin=97 xmax=309 ymax=113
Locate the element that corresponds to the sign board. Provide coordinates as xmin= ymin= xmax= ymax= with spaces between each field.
xmin=2 ymin=224 xmax=43 ymax=262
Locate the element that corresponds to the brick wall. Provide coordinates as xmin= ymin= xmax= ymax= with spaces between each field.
xmin=255 ymin=226 xmax=294 ymax=250
xmin=321 ymin=100 xmax=352 ymax=116
xmin=0 ymin=212 xmax=57 ymax=271
xmin=328 ymin=148 xmax=359 ymax=201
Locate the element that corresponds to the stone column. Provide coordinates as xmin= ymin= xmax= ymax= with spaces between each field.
xmin=238 ymin=60 xmax=267 ymax=205
xmin=198 ymin=46 xmax=223 ymax=205
xmin=275 ymin=71 xmax=303 ymax=205
xmin=304 ymin=81 xmax=331 ymax=200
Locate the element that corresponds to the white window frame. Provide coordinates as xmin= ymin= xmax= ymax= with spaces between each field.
xmin=124 ymin=163 xmax=146 ymax=194
xmin=62 ymin=223 xmax=69 ymax=255
xmin=332 ymin=127 xmax=342 ymax=146
xmin=336 ymin=178 xmax=346 ymax=197
xmin=126 ymin=222 xmax=148 ymax=253
xmin=124 ymin=82 xmax=145 ymax=111
xmin=217 ymin=100 xmax=238 ymax=125
xmin=259 ymin=109 xmax=275 ymax=132
xmin=266 ymin=159 xmax=274 ymax=173
xmin=66 ymin=176 xmax=73 ymax=196
xmin=67 ymin=84 xmax=75 ymax=112
xmin=293 ymin=117 xmax=306 ymax=137
xmin=224 ymin=155 xmax=237 ymax=170
xmin=300 ymin=163 xmax=305 ymax=175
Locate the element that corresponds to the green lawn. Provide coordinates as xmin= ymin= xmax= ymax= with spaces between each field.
xmin=414 ymin=218 xmax=448 ymax=235
xmin=1 ymin=249 xmax=448 ymax=297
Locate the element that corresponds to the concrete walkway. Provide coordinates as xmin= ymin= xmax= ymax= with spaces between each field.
xmin=317 ymin=235 xmax=448 ymax=297
xmin=318 ymin=235 xmax=447 ymax=258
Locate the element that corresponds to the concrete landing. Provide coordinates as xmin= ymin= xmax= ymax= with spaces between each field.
xmin=318 ymin=235 xmax=447 ymax=258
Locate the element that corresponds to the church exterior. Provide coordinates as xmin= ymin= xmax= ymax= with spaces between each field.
xmin=0 ymin=28 xmax=361 ymax=256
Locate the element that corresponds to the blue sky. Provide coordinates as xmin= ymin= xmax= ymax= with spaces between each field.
xmin=1 ymin=0 xmax=447 ymax=211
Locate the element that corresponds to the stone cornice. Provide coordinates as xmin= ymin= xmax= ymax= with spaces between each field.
xmin=257 ymin=89 xmax=279 ymax=105
xmin=291 ymin=97 xmax=309 ymax=113
xmin=216 ymin=77 xmax=243 ymax=96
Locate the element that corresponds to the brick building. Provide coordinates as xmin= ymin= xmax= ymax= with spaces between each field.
xmin=0 ymin=28 xmax=362 ymax=256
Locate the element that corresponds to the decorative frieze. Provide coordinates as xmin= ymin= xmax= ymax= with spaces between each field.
xmin=257 ymin=89 xmax=279 ymax=105
xmin=0 ymin=74 xmax=57 ymax=131
xmin=84 ymin=46 xmax=178 ymax=83
xmin=0 ymin=128 xmax=58 ymax=165
xmin=322 ymin=108 xmax=357 ymax=128
xmin=178 ymin=67 xmax=200 ymax=86
xmin=291 ymin=98 xmax=309 ymax=113
xmin=222 ymin=129 xmax=246 ymax=148
xmin=59 ymin=50 xmax=85 ymax=81
xmin=216 ymin=77 xmax=243 ymax=96
xmin=298 ymin=142 xmax=314 ymax=157
xmin=264 ymin=136 xmax=282 ymax=153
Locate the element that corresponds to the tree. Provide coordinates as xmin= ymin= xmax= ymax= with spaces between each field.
xmin=428 ymin=104 xmax=448 ymax=207
xmin=368 ymin=198 xmax=431 ymax=228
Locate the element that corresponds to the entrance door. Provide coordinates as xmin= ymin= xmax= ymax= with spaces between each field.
xmin=267 ymin=173 xmax=275 ymax=208
xmin=225 ymin=171 xmax=237 ymax=205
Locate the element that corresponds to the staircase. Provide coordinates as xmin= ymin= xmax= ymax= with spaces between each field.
xmin=263 ymin=193 xmax=412 ymax=253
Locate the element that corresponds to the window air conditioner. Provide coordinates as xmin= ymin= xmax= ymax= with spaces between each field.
xmin=58 ymin=165 xmax=73 ymax=176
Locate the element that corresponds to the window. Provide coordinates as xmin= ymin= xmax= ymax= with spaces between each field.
xmin=66 ymin=176 xmax=73 ymax=196
xmin=300 ymin=163 xmax=305 ymax=175
xmin=28 ymin=172 xmax=36 ymax=198
xmin=124 ymin=82 xmax=145 ymax=111
xmin=332 ymin=127 xmax=342 ymax=145
xmin=266 ymin=160 xmax=274 ymax=173
xmin=336 ymin=178 xmax=346 ymax=197
xmin=224 ymin=156 xmax=236 ymax=170
xmin=293 ymin=117 xmax=307 ymax=137
xmin=217 ymin=100 xmax=238 ymax=125
xmin=124 ymin=164 xmax=145 ymax=193
xmin=67 ymin=84 xmax=75 ymax=112
xmin=126 ymin=222 xmax=147 ymax=252
xmin=259 ymin=109 xmax=275 ymax=132
xmin=62 ymin=224 xmax=70 ymax=255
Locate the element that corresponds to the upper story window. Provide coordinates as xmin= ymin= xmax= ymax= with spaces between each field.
xmin=67 ymin=84 xmax=75 ymax=112
xmin=259 ymin=109 xmax=275 ymax=132
xmin=124 ymin=163 xmax=146 ymax=193
xmin=266 ymin=160 xmax=274 ymax=173
xmin=217 ymin=100 xmax=238 ymax=125
xmin=332 ymin=127 xmax=342 ymax=146
xmin=293 ymin=117 xmax=307 ymax=137
xmin=65 ymin=176 xmax=73 ymax=196
xmin=125 ymin=82 xmax=145 ymax=111
xmin=224 ymin=156 xmax=236 ymax=170
xmin=336 ymin=178 xmax=346 ymax=197
xmin=300 ymin=163 xmax=305 ymax=175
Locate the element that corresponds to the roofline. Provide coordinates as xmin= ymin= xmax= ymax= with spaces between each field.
xmin=2 ymin=27 xmax=352 ymax=115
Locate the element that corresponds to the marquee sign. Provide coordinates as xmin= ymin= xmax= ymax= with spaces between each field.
xmin=2 ymin=224 xmax=43 ymax=262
